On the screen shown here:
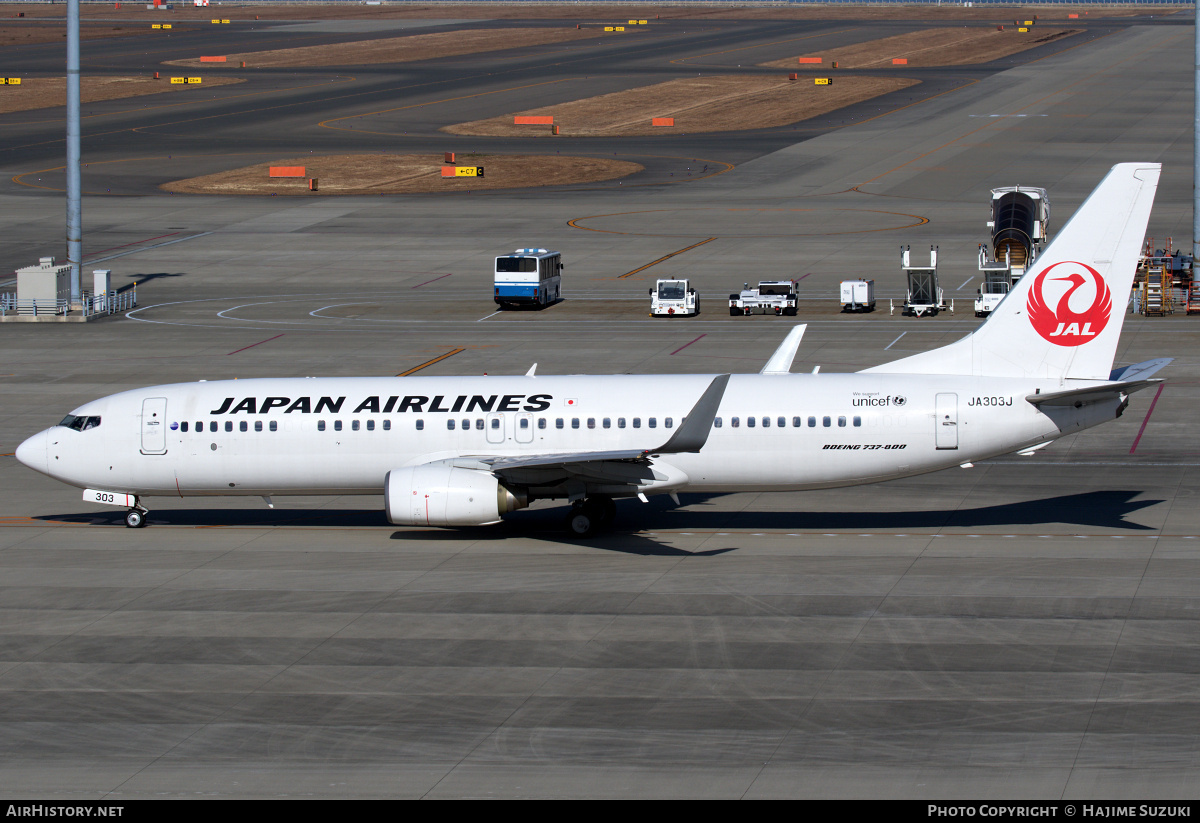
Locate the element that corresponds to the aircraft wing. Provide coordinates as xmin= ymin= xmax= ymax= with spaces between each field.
xmin=473 ymin=373 xmax=730 ymax=486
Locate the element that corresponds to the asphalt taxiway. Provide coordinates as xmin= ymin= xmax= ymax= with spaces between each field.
xmin=0 ymin=9 xmax=1197 ymax=799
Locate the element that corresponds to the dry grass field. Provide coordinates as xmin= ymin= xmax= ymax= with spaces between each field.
xmin=444 ymin=75 xmax=919 ymax=138
xmin=160 ymin=153 xmax=644 ymax=195
xmin=761 ymin=26 xmax=1078 ymax=69
xmin=165 ymin=27 xmax=619 ymax=69
xmin=0 ymin=76 xmax=244 ymax=115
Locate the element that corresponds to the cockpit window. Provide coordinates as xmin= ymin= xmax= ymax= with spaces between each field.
xmin=58 ymin=415 xmax=101 ymax=431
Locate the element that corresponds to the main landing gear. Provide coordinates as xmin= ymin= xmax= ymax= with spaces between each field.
xmin=565 ymin=496 xmax=617 ymax=537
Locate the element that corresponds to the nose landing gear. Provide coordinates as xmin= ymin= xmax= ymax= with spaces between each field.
xmin=124 ymin=502 xmax=149 ymax=528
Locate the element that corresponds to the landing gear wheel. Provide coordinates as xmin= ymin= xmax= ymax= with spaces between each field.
xmin=566 ymin=507 xmax=597 ymax=537
xmin=124 ymin=509 xmax=146 ymax=529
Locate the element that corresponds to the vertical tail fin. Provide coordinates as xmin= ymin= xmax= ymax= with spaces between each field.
xmin=865 ymin=163 xmax=1161 ymax=379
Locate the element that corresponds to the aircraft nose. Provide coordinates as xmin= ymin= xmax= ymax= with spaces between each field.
xmin=15 ymin=430 xmax=48 ymax=475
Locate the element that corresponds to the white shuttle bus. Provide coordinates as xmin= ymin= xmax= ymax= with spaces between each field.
xmin=494 ymin=248 xmax=562 ymax=309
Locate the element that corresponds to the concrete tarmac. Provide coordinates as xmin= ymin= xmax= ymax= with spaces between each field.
xmin=0 ymin=10 xmax=1197 ymax=799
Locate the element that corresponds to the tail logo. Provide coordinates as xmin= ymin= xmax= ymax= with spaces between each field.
xmin=1026 ymin=261 xmax=1111 ymax=347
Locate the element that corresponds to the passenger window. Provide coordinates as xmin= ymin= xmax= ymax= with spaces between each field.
xmin=665 ymin=418 xmax=673 ymax=428
xmin=762 ymin=417 xmax=770 ymax=428
xmin=714 ymin=417 xmax=722 ymax=428
xmin=416 ymin=420 xmax=424 ymax=431
xmin=318 ymin=420 xmax=326 ymax=432
xmin=225 ymin=421 xmax=233 ymax=433
xmin=618 ymin=418 xmax=626 ymax=429
xmin=181 ymin=422 xmax=189 ymax=433
xmin=367 ymin=420 xmax=375 ymax=431
xmin=196 ymin=421 xmax=202 ymax=432
xmin=777 ymin=417 xmax=785 ymax=428
xmin=731 ymin=417 xmax=740 ymax=428
xmin=270 ymin=421 xmax=278 ymax=432
xmin=823 ymin=416 xmax=831 ymax=428
xmin=334 ymin=420 xmax=343 ymax=432
xmin=352 ymin=420 xmax=360 ymax=431
xmin=254 ymin=421 xmax=262 ymax=432
xmin=538 ymin=418 xmax=547 ymax=429
xmin=475 ymin=419 xmax=484 ymax=430
xmin=490 ymin=418 xmax=500 ymax=429
xmin=556 ymin=418 xmax=564 ymax=429
xmin=571 ymin=418 xmax=580 ymax=429
xmin=519 ymin=418 xmax=529 ymax=430
xmin=447 ymin=420 xmax=456 ymax=430
xmin=747 ymin=417 xmax=755 ymax=428
xmin=239 ymin=421 xmax=247 ymax=433
xmin=792 ymin=416 xmax=801 ymax=427
xmin=808 ymin=417 xmax=816 ymax=428
xmin=633 ymin=418 xmax=641 ymax=429
xmin=648 ymin=418 xmax=656 ymax=428
xmin=383 ymin=420 xmax=391 ymax=431
xmin=838 ymin=416 xmax=846 ymax=427
xmin=587 ymin=418 xmax=595 ymax=429
xmin=210 ymin=421 xmax=218 ymax=433
xmin=603 ymin=418 xmax=611 ymax=429
xmin=853 ymin=416 xmax=861 ymax=427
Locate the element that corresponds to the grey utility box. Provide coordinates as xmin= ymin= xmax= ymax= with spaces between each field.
xmin=17 ymin=257 xmax=71 ymax=309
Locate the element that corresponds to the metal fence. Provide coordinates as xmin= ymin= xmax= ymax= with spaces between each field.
xmin=0 ymin=286 xmax=136 ymax=318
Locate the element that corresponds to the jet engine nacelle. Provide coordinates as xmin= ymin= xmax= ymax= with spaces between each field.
xmin=385 ymin=463 xmax=527 ymax=526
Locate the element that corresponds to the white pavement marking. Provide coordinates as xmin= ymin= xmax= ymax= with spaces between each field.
xmin=957 ymin=276 xmax=975 ymax=290
xmin=88 ymin=232 xmax=214 ymax=265
xmin=884 ymin=332 xmax=907 ymax=350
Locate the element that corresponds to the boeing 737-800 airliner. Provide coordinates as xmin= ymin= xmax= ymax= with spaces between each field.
xmin=15 ymin=164 xmax=1169 ymax=536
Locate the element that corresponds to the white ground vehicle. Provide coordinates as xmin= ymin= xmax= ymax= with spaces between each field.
xmin=840 ymin=279 xmax=875 ymax=312
xmin=494 ymin=248 xmax=561 ymax=309
xmin=729 ymin=281 xmax=798 ymax=316
xmin=974 ymin=270 xmax=1012 ymax=317
xmin=650 ymin=279 xmax=699 ymax=317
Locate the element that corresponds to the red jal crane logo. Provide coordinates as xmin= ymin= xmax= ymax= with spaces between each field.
xmin=1026 ymin=261 xmax=1111 ymax=347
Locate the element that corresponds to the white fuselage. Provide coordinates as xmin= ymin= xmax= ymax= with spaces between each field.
xmin=18 ymin=373 xmax=1115 ymax=500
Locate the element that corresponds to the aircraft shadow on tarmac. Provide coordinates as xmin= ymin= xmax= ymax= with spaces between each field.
xmin=38 ymin=490 xmax=1161 ymax=555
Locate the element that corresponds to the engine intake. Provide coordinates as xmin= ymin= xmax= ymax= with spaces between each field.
xmin=385 ymin=464 xmax=527 ymax=526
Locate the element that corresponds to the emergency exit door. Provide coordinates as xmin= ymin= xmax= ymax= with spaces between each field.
xmin=935 ymin=393 xmax=958 ymax=450
xmin=141 ymin=397 xmax=168 ymax=455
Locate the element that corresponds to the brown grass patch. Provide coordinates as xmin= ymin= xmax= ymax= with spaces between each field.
xmin=0 ymin=4 xmax=1168 ymax=22
xmin=763 ymin=26 xmax=1078 ymax=70
xmin=160 ymin=153 xmax=643 ymax=196
xmin=0 ymin=24 xmax=150 ymax=48
xmin=0 ymin=76 xmax=244 ymax=116
xmin=444 ymin=74 xmax=918 ymax=138
xmin=165 ymin=27 xmax=618 ymax=69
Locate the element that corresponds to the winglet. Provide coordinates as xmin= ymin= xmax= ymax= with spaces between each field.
xmin=652 ymin=374 xmax=730 ymax=453
xmin=760 ymin=325 xmax=806 ymax=375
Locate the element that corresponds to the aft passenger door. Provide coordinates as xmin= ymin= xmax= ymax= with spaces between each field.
xmin=141 ymin=397 xmax=168 ymax=455
xmin=935 ymin=393 xmax=958 ymax=450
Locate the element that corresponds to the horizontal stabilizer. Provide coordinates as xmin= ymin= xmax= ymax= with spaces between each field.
xmin=761 ymin=325 xmax=807 ymax=375
xmin=1026 ymin=379 xmax=1161 ymax=407
xmin=1109 ymin=357 xmax=1172 ymax=383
